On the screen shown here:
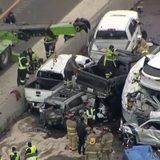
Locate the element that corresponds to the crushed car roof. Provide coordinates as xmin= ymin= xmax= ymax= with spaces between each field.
xmin=45 ymin=88 xmax=85 ymax=103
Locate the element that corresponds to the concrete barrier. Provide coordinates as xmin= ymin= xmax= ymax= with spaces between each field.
xmin=0 ymin=0 xmax=140 ymax=135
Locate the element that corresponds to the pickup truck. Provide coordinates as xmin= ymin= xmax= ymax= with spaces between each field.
xmin=122 ymin=145 xmax=159 ymax=160
xmin=88 ymin=10 xmax=142 ymax=62
xmin=25 ymin=54 xmax=94 ymax=109
xmin=76 ymin=50 xmax=141 ymax=117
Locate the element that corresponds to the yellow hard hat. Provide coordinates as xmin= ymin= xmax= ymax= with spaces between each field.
xmin=89 ymin=137 xmax=96 ymax=145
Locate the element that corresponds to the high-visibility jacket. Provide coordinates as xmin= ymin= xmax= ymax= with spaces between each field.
xmin=25 ymin=153 xmax=37 ymax=160
xmin=18 ymin=57 xmax=29 ymax=70
xmin=101 ymin=132 xmax=113 ymax=152
xmin=26 ymin=145 xmax=37 ymax=155
xmin=85 ymin=107 xmax=96 ymax=120
xmin=103 ymin=49 xmax=116 ymax=67
xmin=85 ymin=144 xmax=101 ymax=160
xmin=10 ymin=151 xmax=20 ymax=160
xmin=27 ymin=52 xmax=39 ymax=62
xmin=66 ymin=119 xmax=77 ymax=136
xmin=0 ymin=157 xmax=2 ymax=160
xmin=137 ymin=46 xmax=149 ymax=56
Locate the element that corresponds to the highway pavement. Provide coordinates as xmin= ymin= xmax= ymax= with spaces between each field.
xmin=0 ymin=0 xmax=82 ymax=53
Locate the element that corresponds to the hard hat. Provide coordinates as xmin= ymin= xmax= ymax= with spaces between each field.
xmin=137 ymin=35 xmax=142 ymax=41
xmin=89 ymin=137 xmax=96 ymax=145
xmin=103 ymin=127 xmax=110 ymax=132
xmin=79 ymin=109 xmax=84 ymax=114
xmin=109 ymin=45 xmax=114 ymax=50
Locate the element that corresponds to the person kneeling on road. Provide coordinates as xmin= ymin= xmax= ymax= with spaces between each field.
xmin=17 ymin=50 xmax=29 ymax=86
xmin=63 ymin=55 xmax=82 ymax=87
xmin=66 ymin=113 xmax=77 ymax=151
xmin=101 ymin=127 xmax=113 ymax=160
xmin=10 ymin=146 xmax=20 ymax=160
xmin=27 ymin=48 xmax=43 ymax=72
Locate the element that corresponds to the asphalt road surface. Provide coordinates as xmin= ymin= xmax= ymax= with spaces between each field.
xmin=0 ymin=0 xmax=82 ymax=53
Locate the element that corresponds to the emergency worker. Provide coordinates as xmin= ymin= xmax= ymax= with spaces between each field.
xmin=66 ymin=113 xmax=77 ymax=151
xmin=43 ymin=36 xmax=58 ymax=58
xmin=17 ymin=50 xmax=29 ymax=86
xmin=84 ymin=127 xmax=97 ymax=149
xmin=63 ymin=55 xmax=81 ymax=87
xmin=132 ymin=35 xmax=149 ymax=56
xmin=4 ymin=11 xmax=16 ymax=24
xmin=79 ymin=109 xmax=88 ymax=126
xmin=103 ymin=45 xmax=116 ymax=79
xmin=85 ymin=137 xmax=101 ymax=160
xmin=85 ymin=102 xmax=95 ymax=128
xmin=76 ymin=117 xmax=86 ymax=155
xmin=25 ymin=153 xmax=37 ymax=160
xmin=101 ymin=127 xmax=113 ymax=160
xmin=25 ymin=142 xmax=38 ymax=156
xmin=27 ymin=48 xmax=41 ymax=72
xmin=10 ymin=147 xmax=20 ymax=160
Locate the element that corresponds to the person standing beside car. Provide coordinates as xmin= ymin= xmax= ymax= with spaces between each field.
xmin=63 ymin=55 xmax=82 ymax=87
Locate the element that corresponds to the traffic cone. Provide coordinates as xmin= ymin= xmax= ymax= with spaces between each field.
xmin=119 ymin=118 xmax=123 ymax=131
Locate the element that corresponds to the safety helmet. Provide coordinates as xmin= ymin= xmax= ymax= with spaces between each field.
xmin=79 ymin=109 xmax=84 ymax=114
xmin=109 ymin=45 xmax=114 ymax=51
xmin=103 ymin=127 xmax=110 ymax=132
xmin=89 ymin=137 xmax=96 ymax=145
xmin=137 ymin=35 xmax=142 ymax=41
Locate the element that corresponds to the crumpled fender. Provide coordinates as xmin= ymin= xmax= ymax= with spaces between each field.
xmin=10 ymin=90 xmax=21 ymax=101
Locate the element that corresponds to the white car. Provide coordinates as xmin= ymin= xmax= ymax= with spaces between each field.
xmin=140 ymin=51 xmax=160 ymax=91
xmin=88 ymin=10 xmax=142 ymax=62
xmin=25 ymin=54 xmax=94 ymax=109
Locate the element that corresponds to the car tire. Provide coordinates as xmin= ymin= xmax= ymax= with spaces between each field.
xmin=0 ymin=46 xmax=11 ymax=70
xmin=123 ymin=133 xmax=136 ymax=146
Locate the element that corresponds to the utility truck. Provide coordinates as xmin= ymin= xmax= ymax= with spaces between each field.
xmin=0 ymin=18 xmax=90 ymax=69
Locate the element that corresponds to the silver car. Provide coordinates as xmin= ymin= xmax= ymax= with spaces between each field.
xmin=122 ymin=118 xmax=160 ymax=147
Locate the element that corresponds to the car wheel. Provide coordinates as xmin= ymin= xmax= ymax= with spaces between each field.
xmin=0 ymin=46 xmax=11 ymax=70
xmin=123 ymin=133 xmax=136 ymax=146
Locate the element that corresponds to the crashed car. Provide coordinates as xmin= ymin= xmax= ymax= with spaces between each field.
xmin=39 ymin=87 xmax=95 ymax=127
xmin=122 ymin=116 xmax=160 ymax=147
xmin=39 ymin=87 xmax=114 ymax=127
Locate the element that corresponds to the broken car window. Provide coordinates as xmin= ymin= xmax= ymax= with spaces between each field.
xmin=68 ymin=97 xmax=83 ymax=109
